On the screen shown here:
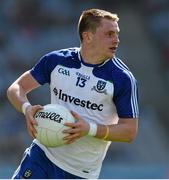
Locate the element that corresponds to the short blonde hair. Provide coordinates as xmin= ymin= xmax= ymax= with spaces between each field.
xmin=78 ymin=9 xmax=119 ymax=42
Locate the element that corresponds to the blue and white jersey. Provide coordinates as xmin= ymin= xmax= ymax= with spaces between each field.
xmin=30 ymin=47 xmax=139 ymax=179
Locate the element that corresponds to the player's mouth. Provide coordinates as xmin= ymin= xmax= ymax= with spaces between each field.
xmin=109 ymin=47 xmax=117 ymax=53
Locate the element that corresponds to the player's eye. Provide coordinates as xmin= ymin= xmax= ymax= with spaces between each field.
xmin=106 ymin=32 xmax=114 ymax=38
xmin=106 ymin=31 xmax=119 ymax=38
xmin=108 ymin=32 xmax=113 ymax=37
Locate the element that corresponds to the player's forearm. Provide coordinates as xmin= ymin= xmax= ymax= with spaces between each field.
xmin=95 ymin=118 xmax=138 ymax=143
xmin=7 ymin=83 xmax=29 ymax=113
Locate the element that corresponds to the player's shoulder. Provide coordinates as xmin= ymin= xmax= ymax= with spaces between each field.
xmin=45 ymin=47 xmax=79 ymax=59
xmin=39 ymin=47 xmax=80 ymax=69
xmin=111 ymin=56 xmax=137 ymax=81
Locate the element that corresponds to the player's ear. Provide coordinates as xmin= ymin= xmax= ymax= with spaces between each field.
xmin=82 ymin=31 xmax=93 ymax=43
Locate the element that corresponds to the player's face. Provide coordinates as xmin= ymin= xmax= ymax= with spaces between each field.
xmin=90 ymin=18 xmax=120 ymax=60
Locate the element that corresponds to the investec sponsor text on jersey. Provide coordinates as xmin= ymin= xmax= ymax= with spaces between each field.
xmin=53 ymin=88 xmax=103 ymax=111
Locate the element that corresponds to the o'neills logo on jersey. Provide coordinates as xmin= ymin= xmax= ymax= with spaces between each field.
xmin=53 ymin=87 xmax=103 ymax=111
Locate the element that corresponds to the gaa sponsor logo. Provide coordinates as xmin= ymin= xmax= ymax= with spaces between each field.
xmin=58 ymin=67 xmax=70 ymax=76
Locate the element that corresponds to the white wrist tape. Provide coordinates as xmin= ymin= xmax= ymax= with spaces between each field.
xmin=88 ymin=122 xmax=97 ymax=136
xmin=22 ymin=102 xmax=31 ymax=115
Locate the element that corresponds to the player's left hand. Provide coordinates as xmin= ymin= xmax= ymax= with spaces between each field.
xmin=63 ymin=111 xmax=90 ymax=144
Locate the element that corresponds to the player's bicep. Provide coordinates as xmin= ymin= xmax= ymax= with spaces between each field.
xmin=118 ymin=117 xmax=138 ymax=139
xmin=118 ymin=117 xmax=138 ymax=129
xmin=15 ymin=70 xmax=41 ymax=94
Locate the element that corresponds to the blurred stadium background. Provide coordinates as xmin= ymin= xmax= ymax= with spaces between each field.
xmin=0 ymin=0 xmax=168 ymax=178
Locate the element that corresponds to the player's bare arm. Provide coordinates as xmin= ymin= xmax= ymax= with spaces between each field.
xmin=7 ymin=71 xmax=43 ymax=138
xmin=7 ymin=71 xmax=40 ymax=111
xmin=95 ymin=118 xmax=138 ymax=142
xmin=63 ymin=112 xmax=138 ymax=144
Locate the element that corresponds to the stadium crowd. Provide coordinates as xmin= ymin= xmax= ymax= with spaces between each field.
xmin=141 ymin=0 xmax=169 ymax=80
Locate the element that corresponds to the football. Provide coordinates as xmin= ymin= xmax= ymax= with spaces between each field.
xmin=34 ymin=104 xmax=75 ymax=147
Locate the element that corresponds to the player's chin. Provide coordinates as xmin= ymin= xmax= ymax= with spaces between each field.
xmin=107 ymin=52 xmax=115 ymax=59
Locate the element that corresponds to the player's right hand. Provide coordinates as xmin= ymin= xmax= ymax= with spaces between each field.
xmin=24 ymin=105 xmax=43 ymax=138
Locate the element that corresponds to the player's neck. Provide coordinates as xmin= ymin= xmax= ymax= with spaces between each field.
xmin=80 ymin=46 xmax=106 ymax=65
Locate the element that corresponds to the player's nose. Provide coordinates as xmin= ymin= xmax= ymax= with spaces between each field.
xmin=113 ymin=34 xmax=120 ymax=44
